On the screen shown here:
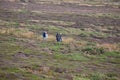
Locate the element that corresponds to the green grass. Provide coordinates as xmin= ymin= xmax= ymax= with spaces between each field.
xmin=0 ymin=67 xmax=21 ymax=73
xmin=0 ymin=42 xmax=21 ymax=55
xmin=74 ymin=77 xmax=90 ymax=80
xmin=0 ymin=32 xmax=119 ymax=80
xmin=8 ymin=20 xmax=107 ymax=38
xmin=53 ymin=52 xmax=89 ymax=61
xmin=80 ymin=13 xmax=120 ymax=19
xmin=0 ymin=40 xmax=37 ymax=55
xmin=0 ymin=4 xmax=120 ymax=80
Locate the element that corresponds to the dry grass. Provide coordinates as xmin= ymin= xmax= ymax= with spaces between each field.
xmin=62 ymin=37 xmax=75 ymax=44
xmin=0 ymin=28 xmax=15 ymax=34
xmin=36 ymin=34 xmax=56 ymax=42
xmin=97 ymin=43 xmax=120 ymax=51
xmin=75 ymin=40 xmax=87 ymax=47
xmin=15 ymin=31 xmax=34 ymax=38
xmin=62 ymin=0 xmax=83 ymax=3
xmin=0 ymin=28 xmax=35 ymax=38
xmin=36 ymin=34 xmax=76 ymax=44
xmin=5 ymin=0 xmax=17 ymax=2
xmin=0 ymin=28 xmax=76 ymax=43
xmin=19 ymin=23 xmax=27 ymax=27
xmin=36 ymin=36 xmax=43 ymax=41
xmin=47 ymin=34 xmax=56 ymax=41
xmin=14 ymin=28 xmax=35 ymax=38
xmin=41 ymin=20 xmax=75 ymax=26
xmin=35 ymin=0 xmax=119 ymax=6
xmin=28 ymin=20 xmax=40 ymax=23
xmin=0 ymin=28 xmax=7 ymax=34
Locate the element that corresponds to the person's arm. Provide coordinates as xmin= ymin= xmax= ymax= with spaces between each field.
xmin=60 ymin=35 xmax=62 ymax=41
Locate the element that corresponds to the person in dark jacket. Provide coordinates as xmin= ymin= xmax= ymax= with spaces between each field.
xmin=56 ymin=33 xmax=62 ymax=42
xmin=42 ymin=31 xmax=48 ymax=40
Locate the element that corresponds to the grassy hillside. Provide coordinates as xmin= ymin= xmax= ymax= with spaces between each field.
xmin=0 ymin=0 xmax=120 ymax=80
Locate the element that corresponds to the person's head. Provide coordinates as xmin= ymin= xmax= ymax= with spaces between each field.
xmin=43 ymin=31 xmax=47 ymax=33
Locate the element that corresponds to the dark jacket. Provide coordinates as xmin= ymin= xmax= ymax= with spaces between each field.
xmin=56 ymin=33 xmax=62 ymax=42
